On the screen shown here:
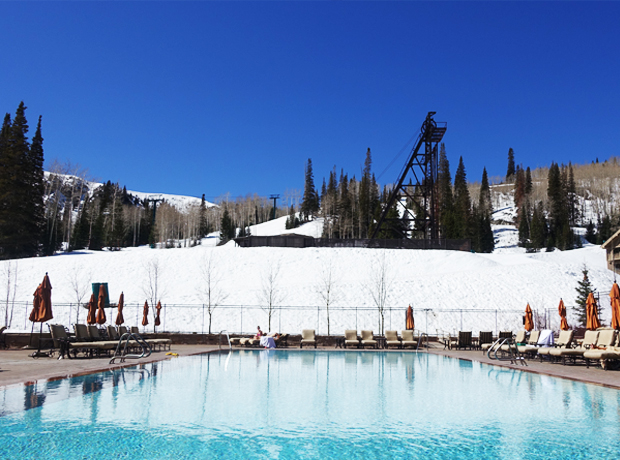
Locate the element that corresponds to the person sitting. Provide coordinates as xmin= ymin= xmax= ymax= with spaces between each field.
xmin=254 ymin=326 xmax=264 ymax=339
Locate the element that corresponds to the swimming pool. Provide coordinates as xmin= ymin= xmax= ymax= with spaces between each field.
xmin=1 ymin=350 xmax=620 ymax=459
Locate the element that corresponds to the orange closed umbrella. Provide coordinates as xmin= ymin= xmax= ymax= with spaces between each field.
xmin=86 ymin=294 xmax=97 ymax=325
xmin=586 ymin=292 xmax=601 ymax=330
xmin=406 ymin=305 xmax=414 ymax=330
xmin=29 ymin=285 xmax=41 ymax=323
xmin=115 ymin=292 xmax=125 ymax=326
xmin=524 ymin=304 xmax=534 ymax=332
xmin=37 ymin=273 xmax=53 ymax=323
xmin=558 ymin=299 xmax=569 ymax=331
xmin=610 ymin=283 xmax=620 ymax=330
xmin=96 ymin=284 xmax=107 ymax=325
xmin=154 ymin=301 xmax=162 ymax=327
xmin=142 ymin=301 xmax=149 ymax=327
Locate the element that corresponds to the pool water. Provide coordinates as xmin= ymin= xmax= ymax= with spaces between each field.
xmin=1 ymin=350 xmax=620 ymax=459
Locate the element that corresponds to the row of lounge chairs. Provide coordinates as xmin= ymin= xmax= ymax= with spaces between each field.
xmin=49 ymin=324 xmax=171 ymax=359
xmin=229 ymin=330 xmax=419 ymax=349
xmin=474 ymin=328 xmax=620 ymax=370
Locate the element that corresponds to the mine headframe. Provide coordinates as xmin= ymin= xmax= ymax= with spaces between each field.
xmin=371 ymin=112 xmax=446 ymax=240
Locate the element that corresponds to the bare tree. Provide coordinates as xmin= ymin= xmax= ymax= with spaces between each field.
xmin=1 ymin=261 xmax=18 ymax=328
xmin=316 ymin=257 xmax=341 ymax=335
xmin=66 ymin=264 xmax=92 ymax=324
xmin=367 ymin=250 xmax=393 ymax=335
xmin=260 ymin=259 xmax=284 ymax=332
xmin=143 ymin=257 xmax=166 ymax=326
xmin=197 ymin=251 xmax=229 ymax=334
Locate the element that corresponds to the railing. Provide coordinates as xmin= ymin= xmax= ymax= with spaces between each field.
xmin=486 ymin=338 xmax=527 ymax=366
xmin=109 ymin=332 xmax=152 ymax=364
xmin=416 ymin=333 xmax=429 ymax=352
xmin=218 ymin=330 xmax=231 ymax=350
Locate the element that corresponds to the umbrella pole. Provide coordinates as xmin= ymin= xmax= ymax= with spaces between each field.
xmin=28 ymin=321 xmax=36 ymax=348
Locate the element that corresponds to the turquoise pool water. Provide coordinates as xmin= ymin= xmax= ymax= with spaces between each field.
xmin=1 ymin=350 xmax=620 ymax=459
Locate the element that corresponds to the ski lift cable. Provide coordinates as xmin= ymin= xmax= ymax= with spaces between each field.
xmin=377 ymin=132 xmax=418 ymax=182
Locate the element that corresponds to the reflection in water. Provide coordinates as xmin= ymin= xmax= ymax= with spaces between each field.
xmin=24 ymin=383 xmax=46 ymax=411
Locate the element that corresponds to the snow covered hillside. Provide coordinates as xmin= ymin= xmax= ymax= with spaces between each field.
xmin=1 ymin=214 xmax=615 ymax=337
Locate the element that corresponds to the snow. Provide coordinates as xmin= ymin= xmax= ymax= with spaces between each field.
xmin=1 ymin=216 xmax=616 ymax=337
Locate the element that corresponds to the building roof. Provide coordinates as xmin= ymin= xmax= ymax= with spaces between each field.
xmin=601 ymin=228 xmax=620 ymax=249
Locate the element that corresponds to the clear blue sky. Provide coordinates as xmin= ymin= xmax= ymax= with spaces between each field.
xmin=1 ymin=2 xmax=619 ymax=201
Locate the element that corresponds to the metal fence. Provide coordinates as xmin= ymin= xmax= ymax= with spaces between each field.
xmin=4 ymin=301 xmax=588 ymax=337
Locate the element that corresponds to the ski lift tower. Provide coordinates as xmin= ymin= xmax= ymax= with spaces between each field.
xmin=269 ymin=194 xmax=280 ymax=220
xmin=371 ymin=112 xmax=447 ymax=240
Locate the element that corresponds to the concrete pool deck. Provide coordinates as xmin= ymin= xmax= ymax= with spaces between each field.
xmin=1 ymin=343 xmax=619 ymax=390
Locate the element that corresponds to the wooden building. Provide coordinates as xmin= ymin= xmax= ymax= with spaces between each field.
xmin=602 ymin=228 xmax=620 ymax=274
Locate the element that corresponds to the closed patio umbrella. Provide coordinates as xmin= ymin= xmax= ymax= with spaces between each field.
xmin=29 ymin=274 xmax=53 ymax=356
xmin=524 ymin=304 xmax=534 ymax=332
xmin=115 ymin=292 xmax=125 ymax=326
xmin=586 ymin=292 xmax=601 ymax=330
xmin=154 ymin=301 xmax=162 ymax=327
xmin=558 ymin=299 xmax=569 ymax=331
xmin=86 ymin=294 xmax=97 ymax=325
xmin=37 ymin=273 xmax=53 ymax=323
xmin=610 ymin=283 xmax=620 ymax=330
xmin=96 ymin=284 xmax=107 ymax=325
xmin=406 ymin=305 xmax=414 ymax=330
xmin=29 ymin=285 xmax=41 ymax=323
xmin=142 ymin=301 xmax=149 ymax=327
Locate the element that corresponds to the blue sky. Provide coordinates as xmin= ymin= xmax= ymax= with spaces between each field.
xmin=1 ymin=2 xmax=619 ymax=200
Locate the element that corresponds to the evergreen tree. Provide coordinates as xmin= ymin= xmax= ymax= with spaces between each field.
xmin=597 ymin=215 xmax=612 ymax=245
xmin=525 ymin=166 xmax=533 ymax=195
xmin=199 ymin=194 xmax=210 ymax=238
xmin=506 ymin=148 xmax=516 ymax=181
xmin=567 ymin=163 xmax=578 ymax=226
xmin=70 ymin=197 xmax=91 ymax=250
xmin=547 ymin=162 xmax=575 ymax=250
xmin=359 ymin=148 xmax=377 ymax=238
xmin=219 ymin=208 xmax=236 ymax=243
xmin=530 ymin=202 xmax=547 ymax=251
xmin=300 ymin=158 xmax=319 ymax=221
xmin=517 ymin=202 xmax=531 ymax=249
xmin=477 ymin=168 xmax=494 ymax=253
xmin=437 ymin=144 xmax=456 ymax=238
xmin=25 ymin=115 xmax=45 ymax=255
xmin=585 ymin=220 xmax=596 ymax=244
xmin=514 ymin=166 xmax=526 ymax=211
xmin=574 ymin=266 xmax=593 ymax=327
xmin=453 ymin=156 xmax=472 ymax=239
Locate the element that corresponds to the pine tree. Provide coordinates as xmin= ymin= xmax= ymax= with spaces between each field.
xmin=530 ymin=202 xmax=547 ymax=251
xmin=597 ymin=215 xmax=612 ymax=245
xmin=219 ymin=208 xmax=235 ymax=243
xmin=300 ymin=158 xmax=319 ymax=221
xmin=506 ymin=148 xmax=516 ymax=181
xmin=514 ymin=166 xmax=526 ymax=211
xmin=477 ymin=168 xmax=494 ymax=253
xmin=25 ymin=115 xmax=45 ymax=255
xmin=359 ymin=148 xmax=375 ymax=238
xmin=574 ymin=266 xmax=593 ymax=327
xmin=199 ymin=194 xmax=210 ymax=238
xmin=437 ymin=144 xmax=455 ymax=238
xmin=525 ymin=166 xmax=533 ymax=195
xmin=517 ymin=202 xmax=531 ymax=249
xmin=585 ymin=220 xmax=596 ymax=244
xmin=453 ymin=156 xmax=472 ymax=239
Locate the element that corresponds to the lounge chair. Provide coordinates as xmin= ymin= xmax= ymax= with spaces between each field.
xmin=499 ymin=330 xmax=525 ymax=352
xmin=583 ymin=329 xmax=618 ymax=369
xmin=360 ymin=330 xmax=378 ymax=349
xmin=400 ymin=330 xmax=416 ymax=349
xmin=549 ymin=330 xmax=599 ymax=365
xmin=300 ymin=330 xmax=317 ymax=348
xmin=517 ymin=330 xmax=541 ymax=357
xmin=385 ymin=330 xmax=401 ymax=349
xmin=49 ymin=324 xmax=100 ymax=359
xmin=538 ymin=330 xmax=574 ymax=362
xmin=275 ymin=333 xmax=289 ymax=348
xmin=120 ymin=325 xmax=171 ymax=351
xmin=454 ymin=331 xmax=473 ymax=350
xmin=344 ymin=330 xmax=360 ymax=348
xmin=478 ymin=331 xmax=494 ymax=352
